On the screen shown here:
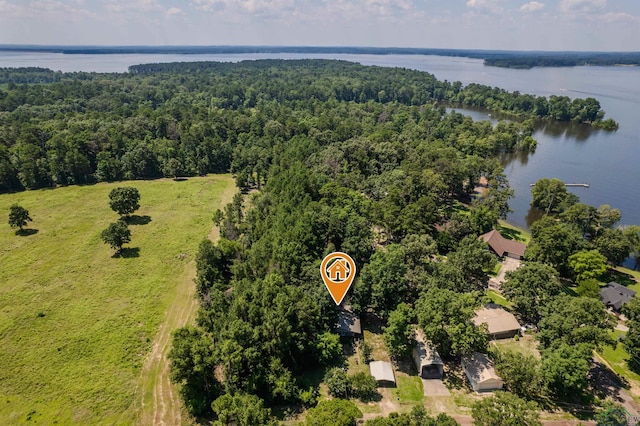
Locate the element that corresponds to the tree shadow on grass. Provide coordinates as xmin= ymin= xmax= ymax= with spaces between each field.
xmin=498 ymin=225 xmax=526 ymax=243
xmin=124 ymin=215 xmax=152 ymax=226
xmin=15 ymin=228 xmax=39 ymax=236
xmin=114 ymin=247 xmax=140 ymax=258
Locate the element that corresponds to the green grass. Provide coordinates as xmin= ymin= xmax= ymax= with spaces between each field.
xmin=486 ymin=289 xmax=513 ymax=308
xmin=492 ymin=334 xmax=541 ymax=359
xmin=597 ymin=331 xmax=640 ymax=384
xmin=497 ymin=220 xmax=531 ymax=245
xmin=0 ymin=175 xmax=234 ymax=425
xmin=390 ymin=374 xmax=423 ymax=404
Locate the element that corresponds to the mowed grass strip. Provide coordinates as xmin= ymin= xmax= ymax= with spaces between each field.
xmin=0 ymin=175 xmax=234 ymax=425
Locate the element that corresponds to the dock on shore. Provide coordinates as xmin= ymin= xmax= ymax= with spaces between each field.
xmin=529 ymin=183 xmax=590 ymax=188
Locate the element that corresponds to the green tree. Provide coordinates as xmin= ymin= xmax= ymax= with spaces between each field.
xmin=211 ymin=393 xmax=275 ymax=426
xmin=530 ymin=178 xmax=579 ymax=214
xmin=526 ymin=216 xmax=585 ymax=274
xmin=348 ymin=372 xmax=379 ymax=401
xmin=100 ymin=220 xmax=131 ymax=254
xmin=595 ymin=402 xmax=628 ymax=426
xmin=594 ymin=228 xmax=632 ymax=265
xmin=568 ymin=249 xmax=608 ymax=283
xmin=314 ymin=332 xmax=342 ymax=366
xmin=622 ymin=298 xmax=640 ymax=367
xmin=541 ymin=343 xmax=592 ymax=399
xmin=416 ymin=288 xmax=487 ymax=359
xmin=471 ymin=391 xmax=541 ymax=426
xmin=624 ymin=225 xmax=640 ymax=270
xmin=501 ymin=262 xmax=562 ymax=324
xmin=305 ymin=399 xmax=362 ymax=426
xmin=169 ymin=326 xmax=219 ymax=416
xmin=492 ymin=350 xmax=545 ymax=400
xmin=383 ymin=303 xmax=416 ymax=359
xmin=108 ymin=186 xmax=141 ymax=216
xmin=324 ymin=367 xmax=350 ymax=399
xmin=575 ymin=278 xmax=602 ymax=298
xmin=445 ymin=235 xmax=497 ymax=292
xmin=8 ymin=204 xmax=32 ymax=231
xmin=537 ymin=295 xmax=615 ymax=350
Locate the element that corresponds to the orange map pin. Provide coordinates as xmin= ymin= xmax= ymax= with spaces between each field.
xmin=320 ymin=252 xmax=357 ymax=306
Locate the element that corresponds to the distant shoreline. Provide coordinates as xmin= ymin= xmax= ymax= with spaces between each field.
xmin=1 ymin=45 xmax=640 ymax=69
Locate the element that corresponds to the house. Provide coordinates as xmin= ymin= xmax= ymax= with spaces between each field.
xmin=480 ymin=229 xmax=526 ymax=259
xmin=334 ymin=306 xmax=362 ymax=339
xmin=369 ymin=361 xmax=396 ymax=387
xmin=327 ymin=259 xmax=350 ymax=281
xmin=461 ymin=352 xmax=503 ymax=392
xmin=473 ymin=304 xmax=521 ymax=339
xmin=413 ymin=329 xmax=444 ymax=379
xmin=600 ymin=282 xmax=636 ymax=312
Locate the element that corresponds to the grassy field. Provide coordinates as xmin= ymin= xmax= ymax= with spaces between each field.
xmin=497 ymin=220 xmax=531 ymax=245
xmin=0 ymin=175 xmax=234 ymax=425
xmin=486 ymin=289 xmax=512 ymax=308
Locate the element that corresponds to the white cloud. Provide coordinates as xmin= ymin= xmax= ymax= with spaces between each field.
xmin=166 ymin=6 xmax=185 ymax=16
xmin=599 ymin=11 xmax=638 ymax=23
xmin=520 ymin=1 xmax=544 ymax=12
xmin=559 ymin=0 xmax=606 ymax=14
xmin=466 ymin=0 xmax=504 ymax=13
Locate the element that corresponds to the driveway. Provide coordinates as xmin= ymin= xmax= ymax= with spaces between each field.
xmin=492 ymin=257 xmax=522 ymax=289
xmin=422 ymin=379 xmax=450 ymax=396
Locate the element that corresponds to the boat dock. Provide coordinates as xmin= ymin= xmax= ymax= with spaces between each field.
xmin=529 ymin=183 xmax=590 ymax=188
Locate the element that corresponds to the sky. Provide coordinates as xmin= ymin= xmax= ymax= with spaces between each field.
xmin=0 ymin=0 xmax=638 ymax=51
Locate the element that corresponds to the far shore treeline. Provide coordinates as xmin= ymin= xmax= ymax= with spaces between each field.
xmin=0 ymin=59 xmax=618 ymax=193
xmin=1 ymin=45 xmax=639 ymax=69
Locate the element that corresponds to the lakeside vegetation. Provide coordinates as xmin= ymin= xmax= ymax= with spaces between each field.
xmin=0 ymin=175 xmax=233 ymax=424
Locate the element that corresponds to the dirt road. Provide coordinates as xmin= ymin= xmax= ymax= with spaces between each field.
xmin=136 ymin=177 xmax=237 ymax=426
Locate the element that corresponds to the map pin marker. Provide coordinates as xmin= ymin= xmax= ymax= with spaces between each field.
xmin=321 ymin=252 xmax=357 ymax=306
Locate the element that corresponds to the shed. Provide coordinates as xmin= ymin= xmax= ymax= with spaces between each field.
xmin=480 ymin=230 xmax=526 ymax=259
xmin=369 ymin=361 xmax=396 ymax=387
xmin=600 ymin=282 xmax=636 ymax=312
xmin=473 ymin=304 xmax=521 ymax=339
xmin=462 ymin=352 xmax=503 ymax=392
xmin=413 ymin=330 xmax=444 ymax=379
xmin=334 ymin=306 xmax=362 ymax=338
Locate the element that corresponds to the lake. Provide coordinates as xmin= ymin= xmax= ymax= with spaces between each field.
xmin=2 ymin=51 xmax=639 ymax=233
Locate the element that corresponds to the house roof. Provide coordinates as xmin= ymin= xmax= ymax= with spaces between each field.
xmin=414 ymin=329 xmax=443 ymax=366
xmin=335 ymin=306 xmax=362 ymax=336
xmin=600 ymin=282 xmax=636 ymax=311
xmin=369 ymin=361 xmax=396 ymax=384
xmin=473 ymin=304 xmax=521 ymax=335
xmin=462 ymin=352 xmax=501 ymax=384
xmin=480 ymin=229 xmax=526 ymax=258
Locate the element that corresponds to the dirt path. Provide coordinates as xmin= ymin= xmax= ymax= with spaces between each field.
xmin=136 ymin=177 xmax=237 ymax=426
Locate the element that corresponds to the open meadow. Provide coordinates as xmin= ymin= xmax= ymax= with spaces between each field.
xmin=0 ymin=175 xmax=235 ymax=425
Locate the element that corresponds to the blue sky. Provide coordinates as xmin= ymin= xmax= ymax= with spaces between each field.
xmin=0 ymin=0 xmax=638 ymax=50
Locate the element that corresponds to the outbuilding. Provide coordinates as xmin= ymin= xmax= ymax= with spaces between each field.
xmin=462 ymin=352 xmax=503 ymax=392
xmin=369 ymin=361 xmax=396 ymax=387
xmin=413 ymin=330 xmax=444 ymax=379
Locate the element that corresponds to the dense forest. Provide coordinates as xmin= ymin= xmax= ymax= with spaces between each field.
xmin=3 ymin=60 xmax=638 ymax=423
xmin=0 ymin=60 xmax=619 ymax=193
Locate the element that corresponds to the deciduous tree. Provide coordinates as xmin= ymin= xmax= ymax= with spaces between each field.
xmin=471 ymin=391 xmax=541 ymax=426
xmin=8 ymin=204 xmax=32 ymax=231
xmin=100 ymin=220 xmax=131 ymax=254
xmin=108 ymin=186 xmax=140 ymax=216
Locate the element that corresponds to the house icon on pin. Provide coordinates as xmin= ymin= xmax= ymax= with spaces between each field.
xmin=326 ymin=258 xmax=350 ymax=282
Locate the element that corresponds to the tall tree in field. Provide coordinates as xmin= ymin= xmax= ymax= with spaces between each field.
xmin=100 ymin=220 xmax=131 ymax=255
xmin=8 ymin=204 xmax=32 ymax=231
xmin=108 ymin=187 xmax=141 ymax=217
xmin=471 ymin=391 xmax=542 ymax=426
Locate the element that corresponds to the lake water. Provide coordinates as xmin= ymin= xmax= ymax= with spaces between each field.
xmin=2 ymin=51 xmax=639 ymax=234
